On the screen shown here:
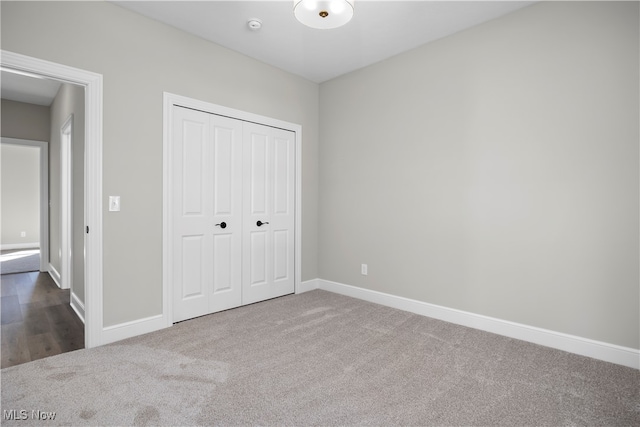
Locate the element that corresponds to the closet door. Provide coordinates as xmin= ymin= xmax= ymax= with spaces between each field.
xmin=242 ymin=122 xmax=295 ymax=304
xmin=172 ymin=107 xmax=243 ymax=322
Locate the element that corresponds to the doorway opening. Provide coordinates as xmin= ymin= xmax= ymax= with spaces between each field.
xmin=0 ymin=138 xmax=46 ymax=275
xmin=1 ymin=49 xmax=104 ymax=351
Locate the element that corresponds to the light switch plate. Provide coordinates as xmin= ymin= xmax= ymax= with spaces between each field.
xmin=109 ymin=196 xmax=121 ymax=212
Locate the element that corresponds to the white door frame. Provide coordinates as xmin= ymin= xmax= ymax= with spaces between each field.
xmin=163 ymin=92 xmax=303 ymax=326
xmin=1 ymin=50 xmax=104 ymax=348
xmin=60 ymin=115 xmax=73 ymax=290
xmin=0 ymin=137 xmax=49 ymax=272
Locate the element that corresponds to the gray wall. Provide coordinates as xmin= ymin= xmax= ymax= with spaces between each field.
xmin=1 ymin=1 xmax=319 ymax=327
xmin=1 ymin=99 xmax=50 ymax=142
xmin=319 ymin=1 xmax=639 ymax=349
xmin=49 ymin=83 xmax=85 ymax=305
xmin=0 ymin=143 xmax=40 ymax=247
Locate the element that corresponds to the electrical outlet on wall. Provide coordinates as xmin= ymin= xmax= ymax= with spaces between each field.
xmin=361 ymin=263 xmax=368 ymax=275
xmin=20 ymin=231 xmax=26 ymax=237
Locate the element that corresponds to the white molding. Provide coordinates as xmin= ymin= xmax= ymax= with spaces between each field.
xmin=1 ymin=137 xmax=49 ymax=272
xmin=60 ymin=114 xmax=74 ymax=291
xmin=294 ymin=127 xmax=302 ymax=297
xmin=2 ymin=50 xmax=104 ymax=349
xmin=162 ymin=92 xmax=303 ymax=328
xmin=162 ymin=93 xmax=173 ymax=328
xmin=48 ymin=264 xmax=62 ymax=289
xmin=0 ymin=243 xmax=40 ymax=251
xmin=317 ymin=279 xmax=640 ymax=370
xmin=101 ymin=315 xmax=166 ymax=346
xmin=70 ymin=292 xmax=85 ymax=324
xmin=298 ymin=279 xmax=320 ymax=293
xmin=0 ymin=138 xmax=47 ymax=147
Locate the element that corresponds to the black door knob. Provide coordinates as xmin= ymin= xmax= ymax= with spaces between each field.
xmin=256 ymin=220 xmax=269 ymax=227
xmin=215 ymin=222 xmax=227 ymax=229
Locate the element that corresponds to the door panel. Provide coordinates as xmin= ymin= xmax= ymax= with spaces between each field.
xmin=249 ymin=133 xmax=268 ymax=215
xmin=271 ymin=134 xmax=295 ymax=293
xmin=181 ymin=235 xmax=205 ymax=299
xmin=173 ymin=107 xmax=242 ymax=322
xmin=181 ymin=120 xmax=206 ymax=216
xmin=173 ymin=108 xmax=210 ymax=321
xmin=243 ymin=123 xmax=295 ymax=304
xmin=249 ymin=230 xmax=268 ymax=286
xmin=212 ymin=233 xmax=232 ymax=293
xmin=273 ymin=230 xmax=289 ymax=281
xmin=274 ymin=136 xmax=291 ymax=215
xmin=213 ymin=127 xmax=234 ymax=216
xmin=208 ymin=115 xmax=243 ymax=314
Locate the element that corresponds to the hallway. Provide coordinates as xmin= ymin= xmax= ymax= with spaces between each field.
xmin=1 ymin=271 xmax=84 ymax=368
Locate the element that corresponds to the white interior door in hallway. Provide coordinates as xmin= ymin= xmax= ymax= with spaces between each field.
xmin=171 ymin=106 xmax=295 ymax=322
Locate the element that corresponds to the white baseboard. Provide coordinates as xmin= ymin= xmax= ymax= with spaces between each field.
xmin=101 ymin=314 xmax=168 ymax=346
xmin=48 ymin=264 xmax=62 ymax=288
xmin=298 ymin=278 xmax=320 ymax=293
xmin=316 ymin=279 xmax=640 ymax=370
xmin=100 ymin=278 xmax=316 ymax=347
xmin=70 ymin=292 xmax=85 ymax=324
xmin=0 ymin=243 xmax=39 ymax=250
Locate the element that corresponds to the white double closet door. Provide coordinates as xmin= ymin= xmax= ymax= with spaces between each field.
xmin=172 ymin=106 xmax=295 ymax=323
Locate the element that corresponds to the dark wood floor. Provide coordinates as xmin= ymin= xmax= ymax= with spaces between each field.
xmin=1 ymin=271 xmax=84 ymax=369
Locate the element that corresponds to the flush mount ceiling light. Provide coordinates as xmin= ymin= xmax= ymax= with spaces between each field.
xmin=294 ymin=0 xmax=355 ymax=30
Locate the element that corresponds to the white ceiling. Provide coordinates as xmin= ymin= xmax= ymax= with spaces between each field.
xmin=1 ymin=70 xmax=62 ymax=106
xmin=1 ymin=1 xmax=536 ymax=106
xmin=113 ymin=0 xmax=537 ymax=83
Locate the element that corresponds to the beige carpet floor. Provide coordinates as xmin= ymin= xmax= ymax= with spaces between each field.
xmin=1 ymin=290 xmax=639 ymax=426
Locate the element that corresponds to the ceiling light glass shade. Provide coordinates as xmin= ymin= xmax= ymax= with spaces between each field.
xmin=294 ymin=0 xmax=355 ymax=29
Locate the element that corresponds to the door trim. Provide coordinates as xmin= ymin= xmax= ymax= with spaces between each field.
xmin=163 ymin=92 xmax=303 ymax=327
xmin=1 ymin=50 xmax=104 ymax=348
xmin=60 ymin=114 xmax=73 ymax=290
xmin=0 ymin=137 xmax=49 ymax=273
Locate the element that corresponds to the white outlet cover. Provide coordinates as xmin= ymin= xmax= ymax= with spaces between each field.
xmin=109 ymin=196 xmax=121 ymax=212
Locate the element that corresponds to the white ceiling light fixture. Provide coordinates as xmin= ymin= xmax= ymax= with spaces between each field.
xmin=294 ymin=0 xmax=355 ymax=30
